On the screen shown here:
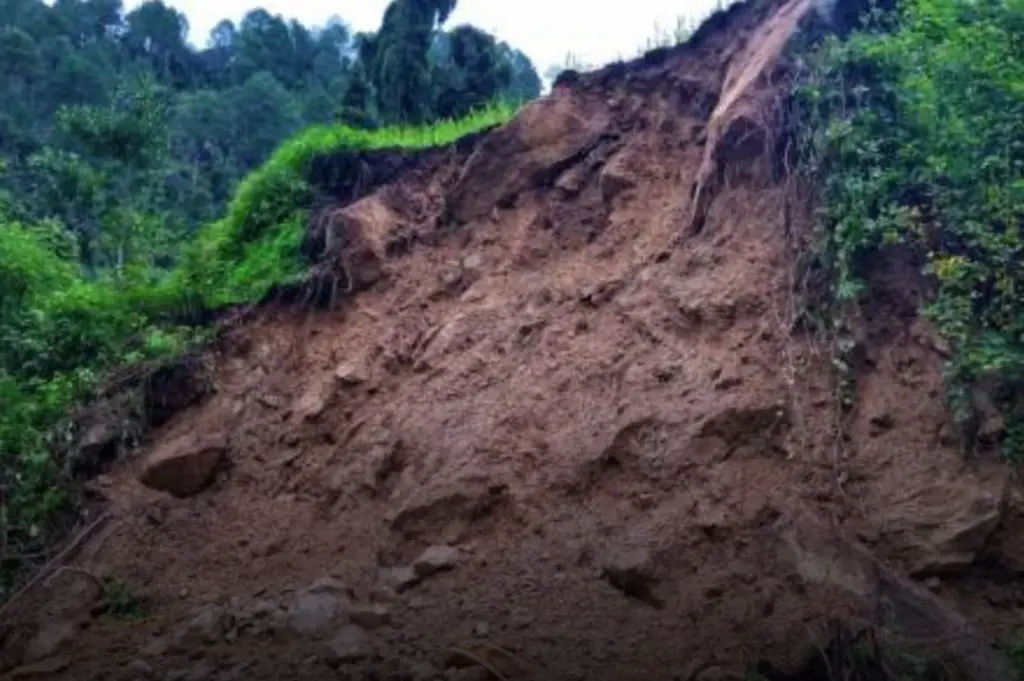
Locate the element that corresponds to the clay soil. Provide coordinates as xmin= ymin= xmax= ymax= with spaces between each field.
xmin=3 ymin=0 xmax=1024 ymax=679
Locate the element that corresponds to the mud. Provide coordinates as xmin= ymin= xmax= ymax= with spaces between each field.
xmin=3 ymin=0 xmax=1023 ymax=679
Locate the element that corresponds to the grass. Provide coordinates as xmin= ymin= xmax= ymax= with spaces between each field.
xmin=174 ymin=100 xmax=520 ymax=309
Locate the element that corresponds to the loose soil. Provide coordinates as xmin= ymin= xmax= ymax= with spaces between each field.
xmin=3 ymin=0 xmax=1023 ymax=679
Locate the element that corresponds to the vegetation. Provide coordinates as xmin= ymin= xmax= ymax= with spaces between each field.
xmin=176 ymin=100 xmax=517 ymax=309
xmin=796 ymin=0 xmax=1024 ymax=461
xmin=0 ymin=0 xmax=535 ymax=598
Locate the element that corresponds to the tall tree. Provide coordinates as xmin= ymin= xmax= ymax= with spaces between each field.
xmin=361 ymin=0 xmax=458 ymax=124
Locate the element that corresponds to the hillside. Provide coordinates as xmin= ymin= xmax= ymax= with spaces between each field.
xmin=2 ymin=0 xmax=1024 ymax=680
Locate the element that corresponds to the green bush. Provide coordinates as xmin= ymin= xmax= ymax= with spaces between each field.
xmin=798 ymin=0 xmax=1024 ymax=459
xmin=0 ymin=224 xmax=191 ymax=555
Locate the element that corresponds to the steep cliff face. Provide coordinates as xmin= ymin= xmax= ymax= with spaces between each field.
xmin=3 ymin=1 xmax=1022 ymax=680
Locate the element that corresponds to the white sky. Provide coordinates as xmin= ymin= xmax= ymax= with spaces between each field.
xmin=126 ymin=0 xmax=727 ymax=75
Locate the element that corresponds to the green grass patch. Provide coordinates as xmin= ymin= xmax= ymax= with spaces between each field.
xmin=177 ymin=100 xmax=519 ymax=308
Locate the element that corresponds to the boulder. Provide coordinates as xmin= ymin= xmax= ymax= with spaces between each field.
xmin=315 ymin=195 xmax=402 ymax=291
xmin=875 ymin=474 xmax=1009 ymax=577
xmin=139 ymin=433 xmax=228 ymax=498
xmin=446 ymin=95 xmax=612 ymax=224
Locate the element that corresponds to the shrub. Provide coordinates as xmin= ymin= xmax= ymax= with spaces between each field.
xmin=797 ymin=0 xmax=1024 ymax=459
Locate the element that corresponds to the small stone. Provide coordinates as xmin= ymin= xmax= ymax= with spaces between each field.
xmin=258 ymin=394 xmax=284 ymax=409
xmin=334 ymin=362 xmax=367 ymax=386
xmin=185 ymin=661 xmax=214 ymax=681
xmin=145 ymin=503 xmax=167 ymax=525
xmin=306 ymin=577 xmax=349 ymax=596
xmin=696 ymin=666 xmax=742 ymax=681
xmin=250 ymin=600 xmax=278 ymax=618
xmin=140 ymin=637 xmax=171 ymax=657
xmin=291 ymin=375 xmax=336 ymax=422
xmin=462 ymin=254 xmax=484 ymax=270
xmin=378 ymin=566 xmax=421 ymax=593
xmin=177 ymin=606 xmax=234 ymax=645
xmin=10 ymin=655 xmax=71 ymax=678
xmin=511 ymin=611 xmax=535 ymax=629
xmin=23 ymin=620 xmax=79 ymax=663
xmin=128 ymin=659 xmax=154 ymax=677
xmin=472 ymin=622 xmax=490 ymax=638
xmin=321 ymin=625 xmax=379 ymax=666
xmin=349 ymin=604 xmax=392 ymax=629
xmin=408 ymin=661 xmax=441 ymax=681
xmin=599 ymin=153 xmax=637 ymax=202
xmin=412 ymin=545 xmax=460 ymax=577
xmin=444 ymin=669 xmax=490 ymax=681
xmin=600 ymin=546 xmax=662 ymax=607
xmin=288 ymin=591 xmax=345 ymax=637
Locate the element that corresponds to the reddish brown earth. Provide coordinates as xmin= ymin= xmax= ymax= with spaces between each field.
xmin=3 ymin=0 xmax=1024 ymax=679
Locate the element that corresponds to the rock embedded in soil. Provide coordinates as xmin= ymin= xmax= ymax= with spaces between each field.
xmin=599 ymin=546 xmax=663 ymax=608
xmin=140 ymin=636 xmax=171 ymax=657
xmin=321 ymin=625 xmax=379 ymax=666
xmin=444 ymin=669 xmax=492 ymax=681
xmin=139 ymin=433 xmax=228 ymax=498
xmin=10 ymin=655 xmax=71 ymax=678
xmin=22 ymin=620 xmax=79 ymax=664
xmin=250 ymin=599 xmax=279 ymax=619
xmin=349 ymin=603 xmax=392 ymax=629
xmin=377 ymin=566 xmax=422 ymax=593
xmin=291 ymin=374 xmax=338 ymax=423
xmin=412 ymin=545 xmax=461 ymax=577
xmin=599 ymin=152 xmax=638 ymax=202
xmin=306 ymin=576 xmax=350 ymax=596
xmin=127 ymin=658 xmax=154 ymax=677
xmin=407 ymin=660 xmax=441 ymax=681
xmin=334 ymin=361 xmax=368 ymax=386
xmin=176 ymin=606 xmax=235 ymax=646
xmin=287 ymin=590 xmax=348 ymax=637
xmin=184 ymin=661 xmax=214 ymax=681
xmin=905 ymin=481 xmax=1007 ymax=577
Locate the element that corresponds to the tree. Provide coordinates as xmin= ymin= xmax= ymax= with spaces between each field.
xmin=433 ymin=25 xmax=513 ymax=119
xmin=362 ymin=0 xmax=458 ymax=124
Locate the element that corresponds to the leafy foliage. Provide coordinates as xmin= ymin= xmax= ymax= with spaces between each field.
xmin=797 ymin=0 xmax=1024 ymax=459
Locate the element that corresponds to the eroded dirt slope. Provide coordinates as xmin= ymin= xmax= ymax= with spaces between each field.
xmin=4 ymin=0 xmax=1024 ymax=679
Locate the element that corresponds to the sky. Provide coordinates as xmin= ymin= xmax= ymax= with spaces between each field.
xmin=126 ymin=0 xmax=729 ymax=76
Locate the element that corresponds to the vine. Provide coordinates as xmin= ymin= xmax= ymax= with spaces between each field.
xmin=793 ymin=0 xmax=1024 ymax=462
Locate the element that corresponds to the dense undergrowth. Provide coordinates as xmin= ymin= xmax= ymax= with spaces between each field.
xmin=0 ymin=102 xmax=516 ymax=596
xmin=796 ymin=0 xmax=1024 ymax=461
